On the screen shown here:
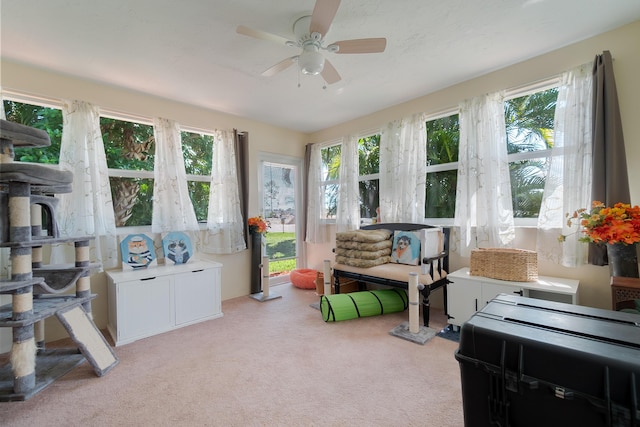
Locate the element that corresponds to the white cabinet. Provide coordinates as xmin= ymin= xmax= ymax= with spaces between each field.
xmin=447 ymin=267 xmax=579 ymax=327
xmin=175 ymin=268 xmax=221 ymax=325
xmin=106 ymin=260 xmax=222 ymax=346
xmin=117 ymin=274 xmax=174 ymax=342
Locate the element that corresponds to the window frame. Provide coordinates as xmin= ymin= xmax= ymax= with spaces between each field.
xmin=317 ymin=132 xmax=382 ymax=224
xmin=318 ymin=140 xmax=341 ymax=223
xmin=357 ymin=132 xmax=381 ymax=222
xmin=3 ymin=91 xmax=213 ymax=230
xmin=504 ymin=79 xmax=560 ymax=226
xmin=424 ymin=79 xmax=561 ymax=226
xmin=424 ymin=109 xmax=460 ymax=226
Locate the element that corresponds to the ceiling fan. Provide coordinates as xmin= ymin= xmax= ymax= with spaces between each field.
xmin=236 ymin=0 xmax=386 ymax=85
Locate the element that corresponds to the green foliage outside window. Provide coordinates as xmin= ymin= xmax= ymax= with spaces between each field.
xmin=101 ymin=117 xmax=155 ymax=226
xmin=358 ymin=135 xmax=380 ymax=218
xmin=181 ymin=131 xmax=213 ymax=176
xmin=7 ymin=86 xmax=559 ymax=226
xmin=101 ymin=118 xmax=155 ymax=170
xmin=321 ymin=145 xmax=341 ymax=218
xmin=181 ymin=131 xmax=213 ymax=222
xmin=425 ymin=115 xmax=459 ymax=218
xmin=4 ymin=101 xmax=62 ymax=164
xmin=5 ymin=100 xmax=212 ymax=227
xmin=505 ymin=88 xmax=558 ymax=218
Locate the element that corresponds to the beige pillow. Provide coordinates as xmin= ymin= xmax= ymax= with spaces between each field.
xmin=336 ymin=229 xmax=392 ymax=243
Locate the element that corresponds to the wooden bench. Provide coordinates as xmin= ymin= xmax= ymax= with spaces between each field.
xmin=332 ymin=223 xmax=450 ymax=326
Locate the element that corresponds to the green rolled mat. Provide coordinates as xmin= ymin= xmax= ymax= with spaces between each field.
xmin=320 ymin=289 xmax=408 ymax=322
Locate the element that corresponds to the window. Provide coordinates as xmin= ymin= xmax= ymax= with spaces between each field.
xmin=319 ymin=134 xmax=381 ymax=221
xmin=4 ymin=100 xmax=63 ymax=164
xmin=4 ymin=96 xmax=212 ymax=229
xmin=101 ymin=116 xmax=155 ymax=227
xmin=505 ymin=87 xmax=558 ymax=218
xmin=358 ymin=135 xmax=380 ymax=219
xmin=424 ymin=85 xmax=559 ymax=221
xmin=425 ymin=113 xmax=459 ymax=219
xmin=180 ymin=130 xmax=213 ymax=222
xmin=319 ymin=144 xmax=341 ymax=219
xmin=102 ymin=119 xmax=213 ymax=227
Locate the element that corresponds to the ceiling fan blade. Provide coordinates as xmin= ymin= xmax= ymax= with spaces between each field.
xmin=236 ymin=25 xmax=292 ymax=46
xmin=262 ymin=57 xmax=297 ymax=77
xmin=321 ymin=59 xmax=341 ymax=85
xmin=309 ymin=0 xmax=341 ymax=36
xmin=333 ymin=38 xmax=387 ymax=54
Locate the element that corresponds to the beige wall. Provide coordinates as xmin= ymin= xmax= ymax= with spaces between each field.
xmin=306 ymin=20 xmax=640 ymax=311
xmin=1 ymin=62 xmax=307 ymax=343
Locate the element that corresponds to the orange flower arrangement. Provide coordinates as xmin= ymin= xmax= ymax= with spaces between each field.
xmin=559 ymin=201 xmax=640 ymax=245
xmin=248 ymin=216 xmax=270 ymax=235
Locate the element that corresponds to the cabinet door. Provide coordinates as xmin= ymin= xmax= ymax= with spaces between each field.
xmin=447 ymin=278 xmax=482 ymax=327
xmin=481 ymin=282 xmax=523 ymax=309
xmin=175 ymin=268 xmax=220 ymax=325
xmin=119 ymin=276 xmax=173 ymax=342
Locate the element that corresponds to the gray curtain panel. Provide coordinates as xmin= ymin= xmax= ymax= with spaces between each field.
xmin=234 ymin=130 xmax=250 ymax=244
xmin=302 ymin=143 xmax=312 ymax=242
xmin=589 ymin=50 xmax=630 ymax=265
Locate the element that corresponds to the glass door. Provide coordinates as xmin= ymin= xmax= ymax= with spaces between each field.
xmin=259 ymin=154 xmax=302 ymax=285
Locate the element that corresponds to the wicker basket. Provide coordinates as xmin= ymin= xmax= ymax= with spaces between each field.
xmin=470 ymin=248 xmax=538 ymax=282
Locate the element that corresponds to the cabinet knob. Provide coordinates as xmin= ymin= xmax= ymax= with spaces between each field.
xmin=514 ymin=290 xmax=523 ymax=296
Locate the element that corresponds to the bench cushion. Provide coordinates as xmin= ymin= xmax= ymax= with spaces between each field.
xmin=335 ymin=229 xmax=393 ymax=268
xmin=333 ymin=262 xmax=447 ymax=286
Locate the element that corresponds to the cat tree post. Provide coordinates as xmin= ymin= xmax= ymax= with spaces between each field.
xmin=75 ymin=240 xmax=92 ymax=315
xmin=389 ymin=272 xmax=437 ymax=345
xmin=30 ymin=202 xmax=46 ymax=349
xmin=408 ymin=272 xmax=421 ymax=333
xmin=249 ymin=256 xmax=281 ymax=302
xmin=323 ymin=260 xmax=332 ymax=295
xmin=8 ymin=181 xmax=36 ymax=393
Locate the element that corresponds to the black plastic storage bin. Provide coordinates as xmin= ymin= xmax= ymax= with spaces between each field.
xmin=455 ymin=294 xmax=640 ymax=427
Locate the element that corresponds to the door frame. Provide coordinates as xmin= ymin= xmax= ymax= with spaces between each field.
xmin=257 ymin=152 xmax=304 ymax=285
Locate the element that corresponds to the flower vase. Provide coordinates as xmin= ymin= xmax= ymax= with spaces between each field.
xmin=606 ymin=243 xmax=639 ymax=278
xmin=250 ymin=232 xmax=263 ymax=294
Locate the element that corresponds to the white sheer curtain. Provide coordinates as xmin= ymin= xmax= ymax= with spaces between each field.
xmin=336 ymin=134 xmax=360 ymax=232
xmin=0 ymin=88 xmax=5 ymax=119
xmin=305 ymin=143 xmax=330 ymax=243
xmin=455 ymin=92 xmax=515 ymax=257
xmin=151 ymin=117 xmax=199 ymax=233
xmin=52 ymin=100 xmax=118 ymax=269
xmin=537 ymin=64 xmax=593 ymax=266
xmin=0 ymin=88 xmax=9 ymax=278
xmin=202 ymin=129 xmax=246 ymax=254
xmin=379 ymin=113 xmax=427 ymax=223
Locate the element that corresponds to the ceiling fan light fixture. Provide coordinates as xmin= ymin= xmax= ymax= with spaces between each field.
xmin=298 ymin=45 xmax=324 ymax=75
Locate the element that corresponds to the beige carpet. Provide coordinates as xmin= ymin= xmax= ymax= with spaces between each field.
xmin=1 ymin=284 xmax=463 ymax=426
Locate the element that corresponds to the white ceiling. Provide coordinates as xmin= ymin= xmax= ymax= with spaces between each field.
xmin=2 ymin=1 xmax=640 ymax=133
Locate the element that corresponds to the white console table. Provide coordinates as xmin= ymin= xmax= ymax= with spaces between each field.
xmin=447 ymin=267 xmax=579 ymax=327
xmin=106 ymin=259 xmax=223 ymax=346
